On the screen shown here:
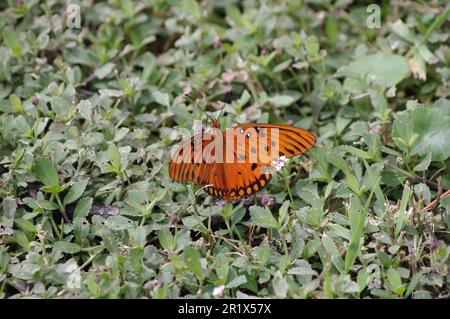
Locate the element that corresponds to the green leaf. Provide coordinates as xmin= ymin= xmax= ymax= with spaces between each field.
xmin=322 ymin=234 xmax=345 ymax=273
xmin=107 ymin=143 xmax=121 ymax=172
xmin=387 ymin=268 xmax=405 ymax=296
xmin=96 ymin=228 xmax=118 ymax=254
xmin=270 ymin=91 xmax=301 ymax=108
xmin=305 ymin=36 xmax=319 ymax=56
xmin=158 ymin=228 xmax=174 ymax=250
xmin=226 ymin=275 xmax=247 ymax=289
xmin=339 ymin=145 xmax=371 ymax=159
xmin=14 ymin=231 xmax=29 ymax=249
xmin=371 ymin=93 xmax=388 ymax=114
xmin=405 ymin=271 xmax=422 ymax=297
xmin=105 ymin=215 xmax=134 ymax=231
xmin=410 ymin=103 xmax=450 ymax=161
xmin=272 ymin=271 xmax=287 ymax=297
xmin=2 ymin=28 xmax=23 ymax=57
xmin=278 ymin=201 xmax=290 ymax=226
xmin=54 ymin=241 xmax=81 ymax=254
xmin=214 ymin=254 xmax=229 ymax=283
xmin=278 ymin=255 xmax=288 ymax=274
xmin=357 ymin=268 xmax=370 ymax=293
xmin=9 ymin=95 xmax=23 ymax=113
xmin=73 ymin=197 xmax=93 ymax=219
xmin=348 ymin=196 xmax=361 ymax=232
xmin=390 ymin=19 xmax=416 ymax=43
xmin=34 ymin=157 xmax=60 ymax=189
xmin=36 ymin=198 xmax=59 ymax=210
xmin=15 ymin=219 xmax=36 ymax=233
xmin=257 ymin=242 xmax=271 ymax=265
xmin=394 ymin=183 xmax=411 ymax=237
xmin=249 ymin=206 xmax=279 ymax=230
xmin=345 ymin=181 xmax=378 ymax=273
xmin=414 ymin=153 xmax=432 ymax=172
xmin=183 ymin=246 xmax=203 ymax=281
xmin=341 ymin=53 xmax=410 ymax=89
xmin=327 ymin=149 xmax=348 ymax=171
xmin=226 ymin=6 xmax=244 ymax=28
xmin=392 ymin=112 xmax=416 ymax=152
xmin=94 ymin=62 xmax=115 ymax=79
xmin=343 ymin=77 xmax=365 ymax=95
xmin=325 ymin=16 xmax=338 ymax=42
xmin=99 ymin=89 xmax=123 ymax=98
xmin=152 ymin=90 xmax=170 ymax=108
xmin=183 ymin=0 xmax=201 ymax=20
xmin=63 ymin=180 xmax=88 ymax=206
xmin=1 ymin=197 xmax=16 ymax=229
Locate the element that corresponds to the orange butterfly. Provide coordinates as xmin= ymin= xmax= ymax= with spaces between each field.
xmin=169 ymin=95 xmax=316 ymax=201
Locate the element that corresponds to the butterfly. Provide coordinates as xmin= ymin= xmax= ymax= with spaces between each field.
xmin=169 ymin=94 xmax=316 ymax=201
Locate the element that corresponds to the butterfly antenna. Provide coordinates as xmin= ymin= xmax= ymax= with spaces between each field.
xmin=216 ymin=84 xmax=235 ymax=121
xmin=185 ymin=93 xmax=215 ymax=125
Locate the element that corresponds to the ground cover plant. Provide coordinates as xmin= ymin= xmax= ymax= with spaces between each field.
xmin=0 ymin=0 xmax=449 ymax=299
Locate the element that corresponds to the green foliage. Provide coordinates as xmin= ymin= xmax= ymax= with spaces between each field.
xmin=0 ymin=0 xmax=449 ymax=299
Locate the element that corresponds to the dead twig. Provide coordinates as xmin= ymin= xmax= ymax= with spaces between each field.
xmin=421 ymin=189 xmax=450 ymax=213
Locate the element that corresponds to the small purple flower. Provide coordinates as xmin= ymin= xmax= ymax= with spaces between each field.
xmin=272 ymin=155 xmax=287 ymax=171
xmin=94 ymin=275 xmax=100 ymax=283
xmin=260 ymin=195 xmax=270 ymax=206
xmin=369 ymin=124 xmax=382 ymax=134
xmin=430 ymin=238 xmax=438 ymax=251
xmin=31 ymin=97 xmax=39 ymax=106
xmin=215 ymin=199 xmax=227 ymax=207
xmin=241 ymin=197 xmax=254 ymax=206
xmin=144 ymin=280 xmax=157 ymax=290
xmin=170 ymin=213 xmax=178 ymax=224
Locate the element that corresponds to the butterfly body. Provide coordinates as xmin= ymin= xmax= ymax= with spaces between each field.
xmin=169 ymin=124 xmax=316 ymax=200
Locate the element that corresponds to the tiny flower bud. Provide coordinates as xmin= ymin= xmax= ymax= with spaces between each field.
xmin=260 ymin=195 xmax=270 ymax=206
xmin=32 ymin=97 xmax=39 ymax=106
xmin=213 ymin=285 xmax=225 ymax=298
xmin=145 ymin=280 xmax=156 ymax=290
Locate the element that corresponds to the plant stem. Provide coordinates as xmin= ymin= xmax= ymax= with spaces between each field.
xmin=284 ymin=168 xmax=295 ymax=206
xmin=80 ymin=248 xmax=105 ymax=271
xmin=55 ymin=193 xmax=69 ymax=222
xmin=406 ymin=6 xmax=450 ymax=58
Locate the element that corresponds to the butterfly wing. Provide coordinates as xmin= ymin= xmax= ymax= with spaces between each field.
xmin=217 ymin=124 xmax=316 ymax=199
xmin=232 ymin=123 xmax=317 ymax=162
xmin=169 ymin=133 xmax=204 ymax=183
xmin=169 ymin=130 xmax=223 ymax=189
xmin=169 ymin=124 xmax=316 ymax=200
